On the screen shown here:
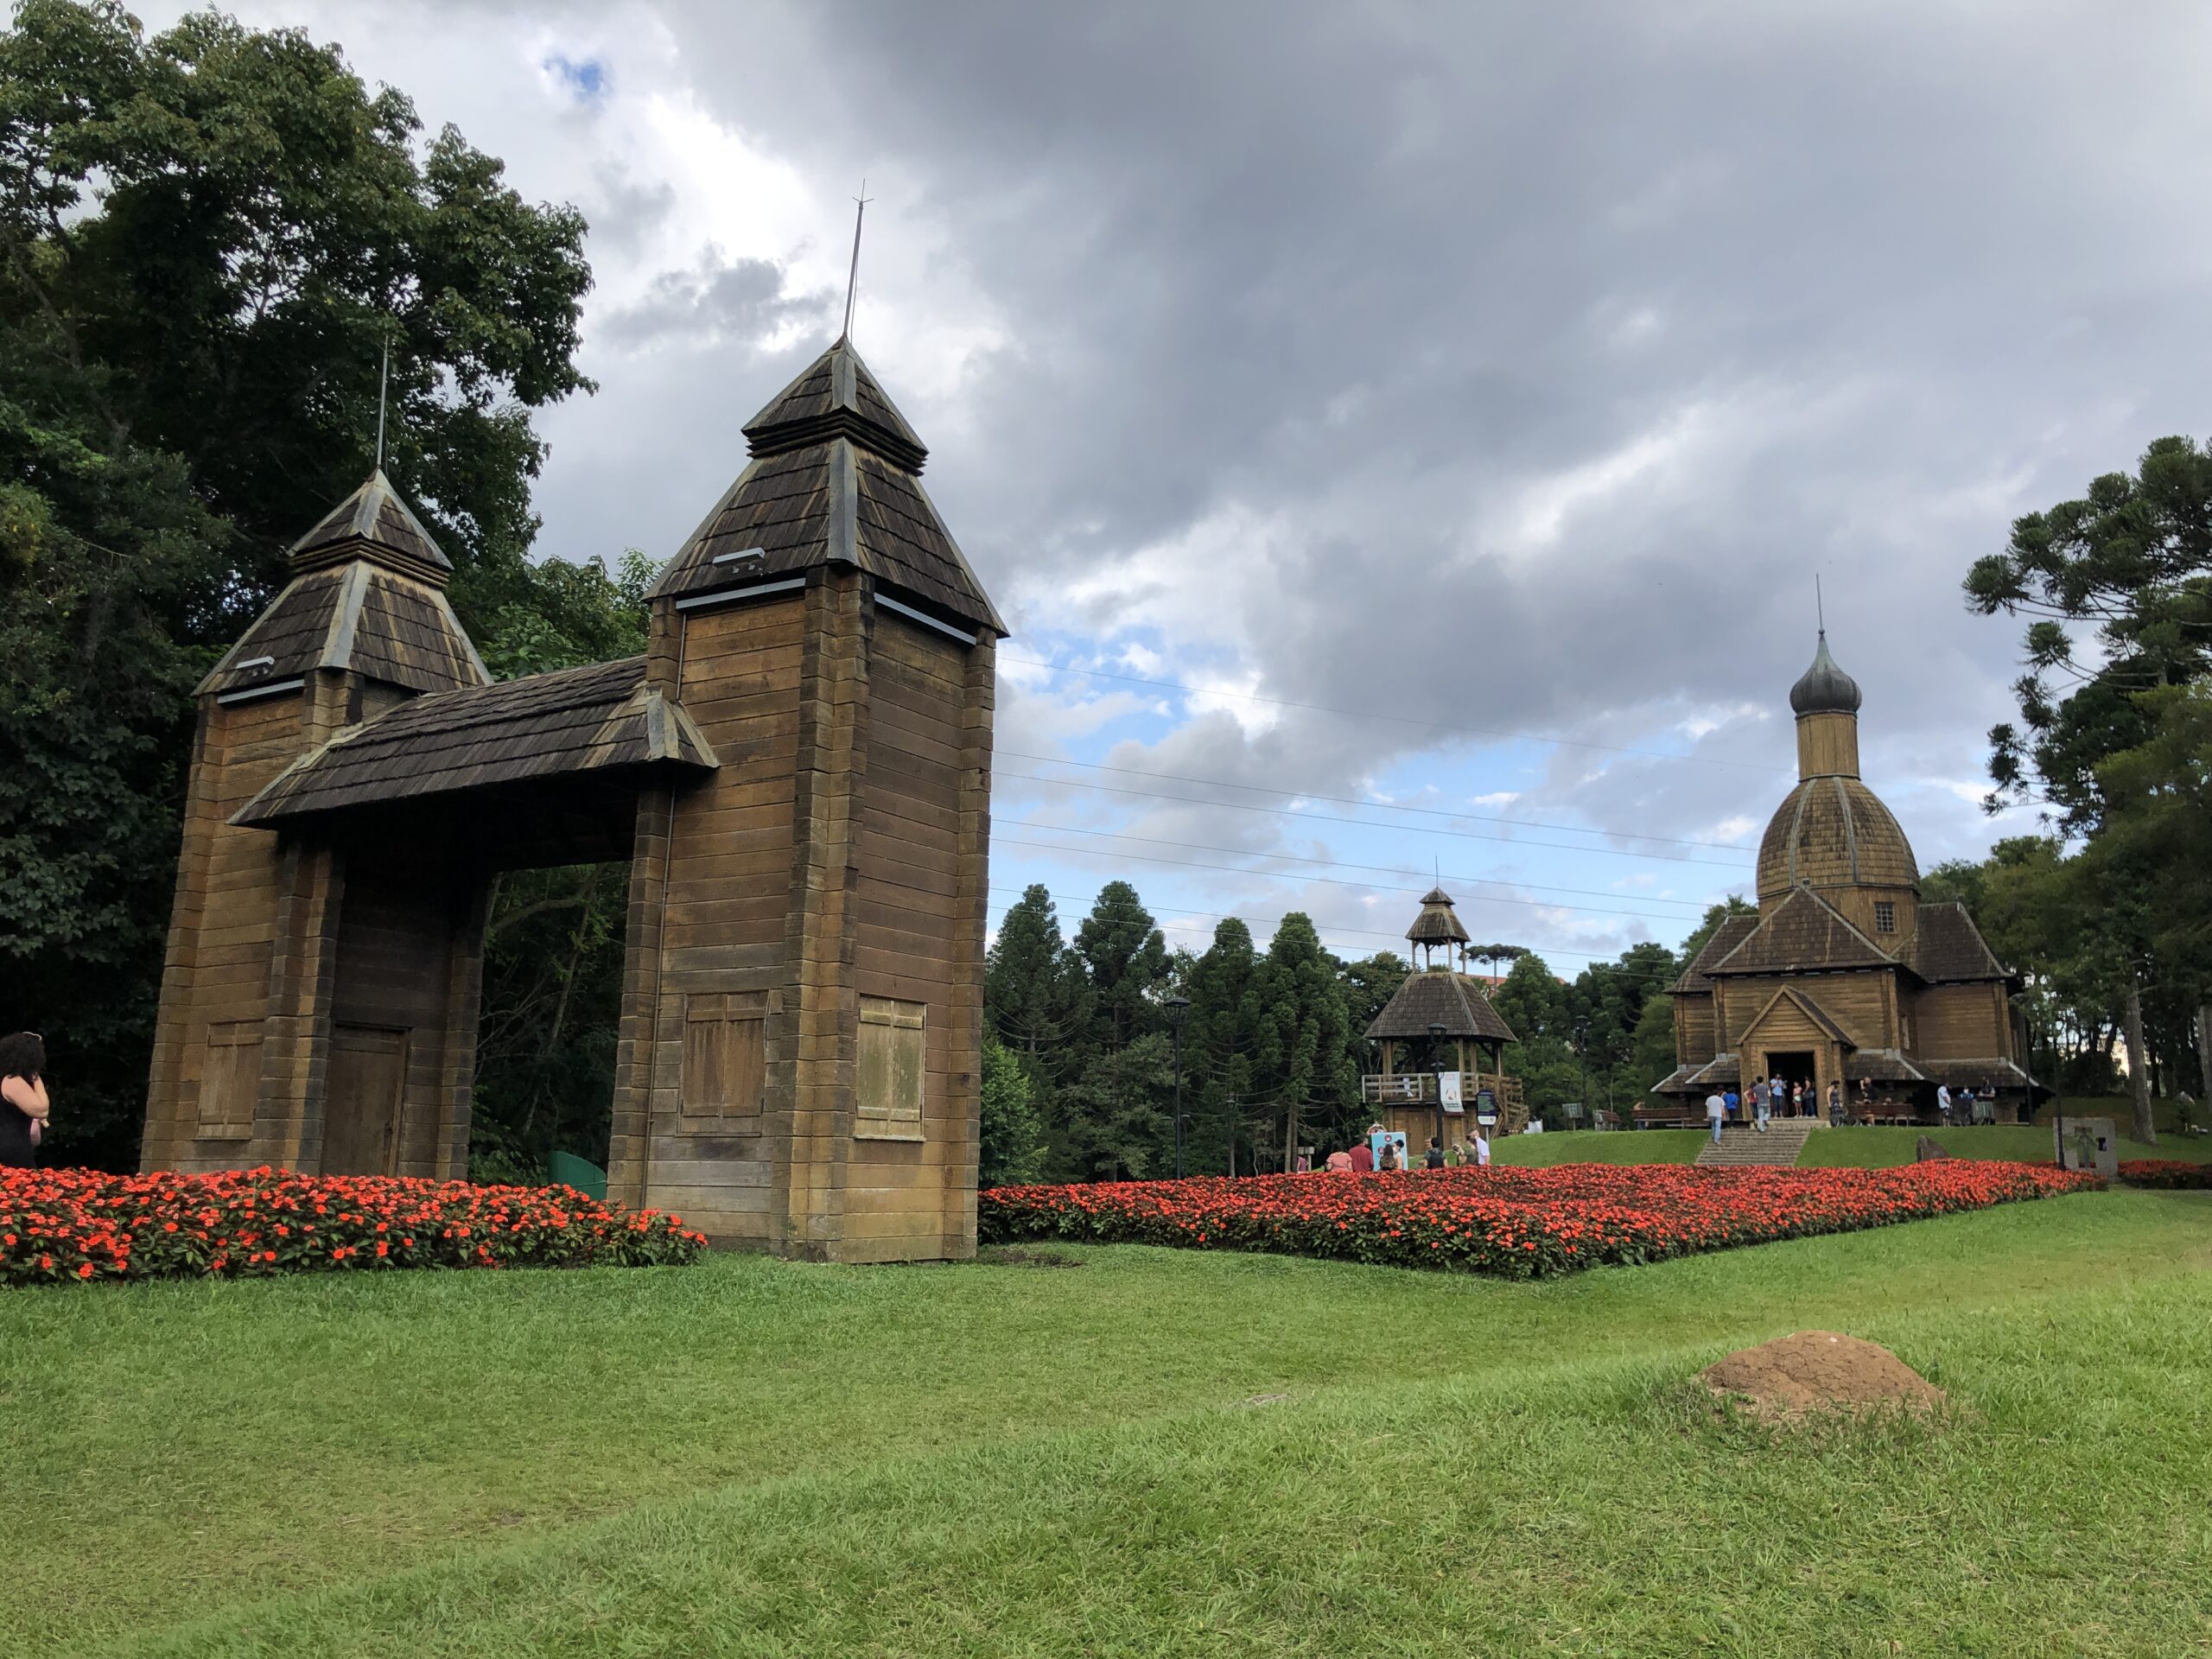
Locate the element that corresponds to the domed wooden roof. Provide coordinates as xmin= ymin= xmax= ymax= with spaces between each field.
xmin=1756 ymin=774 xmax=1919 ymax=900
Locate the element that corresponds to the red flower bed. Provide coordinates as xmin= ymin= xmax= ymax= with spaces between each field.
xmin=2115 ymin=1160 xmax=2212 ymax=1190
xmin=1 ymin=1166 xmax=707 ymax=1287
xmin=980 ymin=1161 xmax=2098 ymax=1279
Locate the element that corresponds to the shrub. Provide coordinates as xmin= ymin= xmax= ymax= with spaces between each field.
xmin=980 ymin=1161 xmax=2098 ymax=1280
xmin=1 ymin=1166 xmax=706 ymax=1286
xmin=2115 ymin=1160 xmax=2212 ymax=1190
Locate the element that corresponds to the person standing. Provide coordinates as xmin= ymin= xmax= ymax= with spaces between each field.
xmin=1826 ymin=1080 xmax=1842 ymax=1125
xmin=1705 ymin=1090 xmax=1726 ymax=1146
xmin=1325 ymin=1147 xmax=1354 ymax=1173
xmin=1425 ymin=1137 xmax=1446 ymax=1170
xmin=1936 ymin=1084 xmax=1953 ymax=1127
xmin=1724 ymin=1085 xmax=1741 ymax=1127
xmin=1349 ymin=1137 xmax=1375 ymax=1174
xmin=1753 ymin=1079 xmax=1772 ymax=1134
xmin=1378 ymin=1138 xmax=1402 ymax=1173
xmin=0 ymin=1033 xmax=50 ymax=1169
xmin=1474 ymin=1129 xmax=1491 ymax=1166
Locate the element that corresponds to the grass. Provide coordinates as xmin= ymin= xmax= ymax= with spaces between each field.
xmin=4 ymin=1188 xmax=2211 ymax=1656
xmin=1490 ymin=1120 xmax=2212 ymax=1169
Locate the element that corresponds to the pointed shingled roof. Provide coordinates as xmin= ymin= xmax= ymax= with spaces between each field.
xmin=649 ymin=336 xmax=1005 ymax=637
xmin=741 ymin=335 xmax=927 ymax=471
xmin=289 ymin=469 xmax=452 ymax=582
xmin=1406 ymin=887 xmax=1471 ymax=948
xmin=1363 ymin=968 xmax=1518 ymax=1044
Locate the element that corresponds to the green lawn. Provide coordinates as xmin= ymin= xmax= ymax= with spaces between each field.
xmin=1497 ymin=1121 xmax=2212 ymax=1169
xmin=5 ymin=1189 xmax=2212 ymax=1656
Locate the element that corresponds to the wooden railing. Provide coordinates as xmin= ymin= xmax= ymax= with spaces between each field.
xmin=1361 ymin=1072 xmax=1525 ymax=1114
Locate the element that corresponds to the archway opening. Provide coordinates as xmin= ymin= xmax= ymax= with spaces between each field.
xmin=470 ymin=861 xmax=629 ymax=1186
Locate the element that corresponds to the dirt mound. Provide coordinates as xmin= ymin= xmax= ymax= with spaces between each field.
xmin=1700 ymin=1331 xmax=1945 ymax=1423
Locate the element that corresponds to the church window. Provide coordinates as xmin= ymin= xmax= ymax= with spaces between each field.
xmin=1874 ymin=900 xmax=1896 ymax=934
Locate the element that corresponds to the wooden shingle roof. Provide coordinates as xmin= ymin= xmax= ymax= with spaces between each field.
xmin=197 ymin=563 xmax=486 ymax=699
xmin=1903 ymin=902 xmax=2012 ymax=983
xmin=1670 ymin=913 xmax=1759 ymax=993
xmin=1364 ymin=969 xmax=1519 ymax=1044
xmin=650 ymin=338 xmax=1005 ymax=637
xmin=1708 ymin=885 xmax=1894 ymax=976
xmin=289 ymin=469 xmax=453 ymax=582
xmin=1406 ymin=887 xmax=1471 ymax=947
xmin=233 ymin=657 xmax=715 ymax=828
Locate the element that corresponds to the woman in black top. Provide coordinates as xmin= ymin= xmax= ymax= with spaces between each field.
xmin=0 ymin=1031 xmax=49 ymax=1168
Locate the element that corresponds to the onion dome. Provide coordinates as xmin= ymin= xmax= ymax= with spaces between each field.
xmin=1756 ymin=775 xmax=1919 ymax=901
xmin=1789 ymin=630 xmax=1861 ymax=715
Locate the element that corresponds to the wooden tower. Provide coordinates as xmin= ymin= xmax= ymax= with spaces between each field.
xmin=607 ymin=335 xmax=1004 ymax=1262
xmin=141 ymin=475 xmax=491 ymax=1176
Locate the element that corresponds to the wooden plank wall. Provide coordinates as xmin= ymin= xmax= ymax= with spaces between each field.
xmin=844 ymin=612 xmax=988 ymax=1262
xmin=142 ymin=683 xmax=332 ymax=1173
xmin=611 ymin=575 xmax=991 ymax=1262
xmin=611 ymin=592 xmax=807 ymax=1238
xmin=1910 ymin=982 xmax=2012 ymax=1060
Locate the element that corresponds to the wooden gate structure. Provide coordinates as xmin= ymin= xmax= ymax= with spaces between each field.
xmin=140 ymin=337 xmax=1002 ymax=1262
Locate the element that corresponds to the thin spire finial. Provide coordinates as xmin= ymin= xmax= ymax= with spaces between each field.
xmin=842 ymin=180 xmax=873 ymax=340
xmin=1815 ymin=572 xmax=1826 ymax=635
xmin=374 ymin=336 xmax=391 ymax=474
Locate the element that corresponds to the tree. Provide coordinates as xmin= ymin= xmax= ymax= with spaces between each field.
xmin=985 ymin=884 xmax=1091 ymax=1073
xmin=1627 ymin=994 xmax=1676 ymax=1098
xmin=977 ymin=1033 xmax=1046 ymax=1188
xmin=1250 ymin=912 xmax=1354 ymax=1164
xmin=1181 ymin=918 xmax=1263 ymax=1175
xmin=1047 ymin=1033 xmax=1173 ymax=1183
xmin=1072 ymin=880 xmax=1166 ymax=1052
xmin=1966 ymin=436 xmax=2212 ymax=831
xmin=0 ymin=0 xmax=593 ymax=1166
xmin=1492 ymin=953 xmax=1569 ymax=1046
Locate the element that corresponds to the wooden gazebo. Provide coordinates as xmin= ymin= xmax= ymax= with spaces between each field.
xmin=1362 ymin=890 xmax=1526 ymax=1147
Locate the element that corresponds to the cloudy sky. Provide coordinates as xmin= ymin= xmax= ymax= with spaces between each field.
xmin=156 ymin=0 xmax=2212 ymax=970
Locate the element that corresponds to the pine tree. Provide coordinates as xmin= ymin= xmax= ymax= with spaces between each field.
xmin=1251 ymin=913 xmax=1354 ymax=1165
xmin=1182 ymin=917 xmax=1262 ymax=1174
xmin=1073 ymin=880 xmax=1166 ymax=1052
xmin=984 ymin=884 xmax=1090 ymax=1074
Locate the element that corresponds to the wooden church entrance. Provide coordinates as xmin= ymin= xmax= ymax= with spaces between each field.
xmin=138 ymin=336 xmax=1003 ymax=1263
xmin=1761 ymin=1050 xmax=1819 ymax=1103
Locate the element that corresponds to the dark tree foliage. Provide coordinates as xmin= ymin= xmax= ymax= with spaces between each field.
xmin=1073 ymin=880 xmax=1166 ymax=1052
xmin=1966 ymin=435 xmax=2212 ymax=831
xmin=1965 ymin=435 xmax=2212 ymax=1137
xmin=0 ymin=1 xmax=592 ymax=1166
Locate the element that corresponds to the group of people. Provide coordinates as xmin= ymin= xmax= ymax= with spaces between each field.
xmin=0 ymin=1032 xmax=51 ymax=1169
xmin=1703 ymin=1074 xmax=1846 ymax=1141
xmin=1935 ymin=1084 xmax=1999 ymax=1127
xmin=1323 ymin=1123 xmax=1490 ymax=1173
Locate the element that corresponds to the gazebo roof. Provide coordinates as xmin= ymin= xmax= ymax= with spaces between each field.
xmin=1406 ymin=886 xmax=1471 ymax=947
xmin=1364 ymin=968 xmax=1517 ymax=1044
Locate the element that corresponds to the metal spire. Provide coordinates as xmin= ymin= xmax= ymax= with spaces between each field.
xmin=842 ymin=181 xmax=873 ymax=340
xmin=374 ymin=337 xmax=391 ymax=474
xmin=1815 ymin=571 xmax=1826 ymax=634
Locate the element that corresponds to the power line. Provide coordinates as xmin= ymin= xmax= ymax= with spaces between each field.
xmin=995 ymin=818 xmax=1714 ymax=914
xmin=1000 ymin=653 xmax=1790 ymax=774
xmin=993 ymin=830 xmax=1713 ymax=932
xmin=996 ymin=766 xmax=1754 ymax=868
xmin=998 ymin=749 xmax=1753 ymax=853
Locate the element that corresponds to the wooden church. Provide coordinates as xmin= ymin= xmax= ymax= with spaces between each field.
xmin=1656 ymin=632 xmax=2036 ymax=1119
xmin=141 ymin=335 xmax=1001 ymax=1262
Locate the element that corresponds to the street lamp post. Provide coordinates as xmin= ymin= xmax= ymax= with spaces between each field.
xmin=1166 ymin=994 xmax=1192 ymax=1179
xmin=1428 ymin=1021 xmax=1449 ymax=1162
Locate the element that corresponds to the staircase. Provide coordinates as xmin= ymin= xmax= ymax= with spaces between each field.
xmin=1695 ymin=1121 xmax=1817 ymax=1168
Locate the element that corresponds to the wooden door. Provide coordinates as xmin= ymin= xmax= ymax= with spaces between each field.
xmin=323 ymin=1026 xmax=407 ymax=1176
